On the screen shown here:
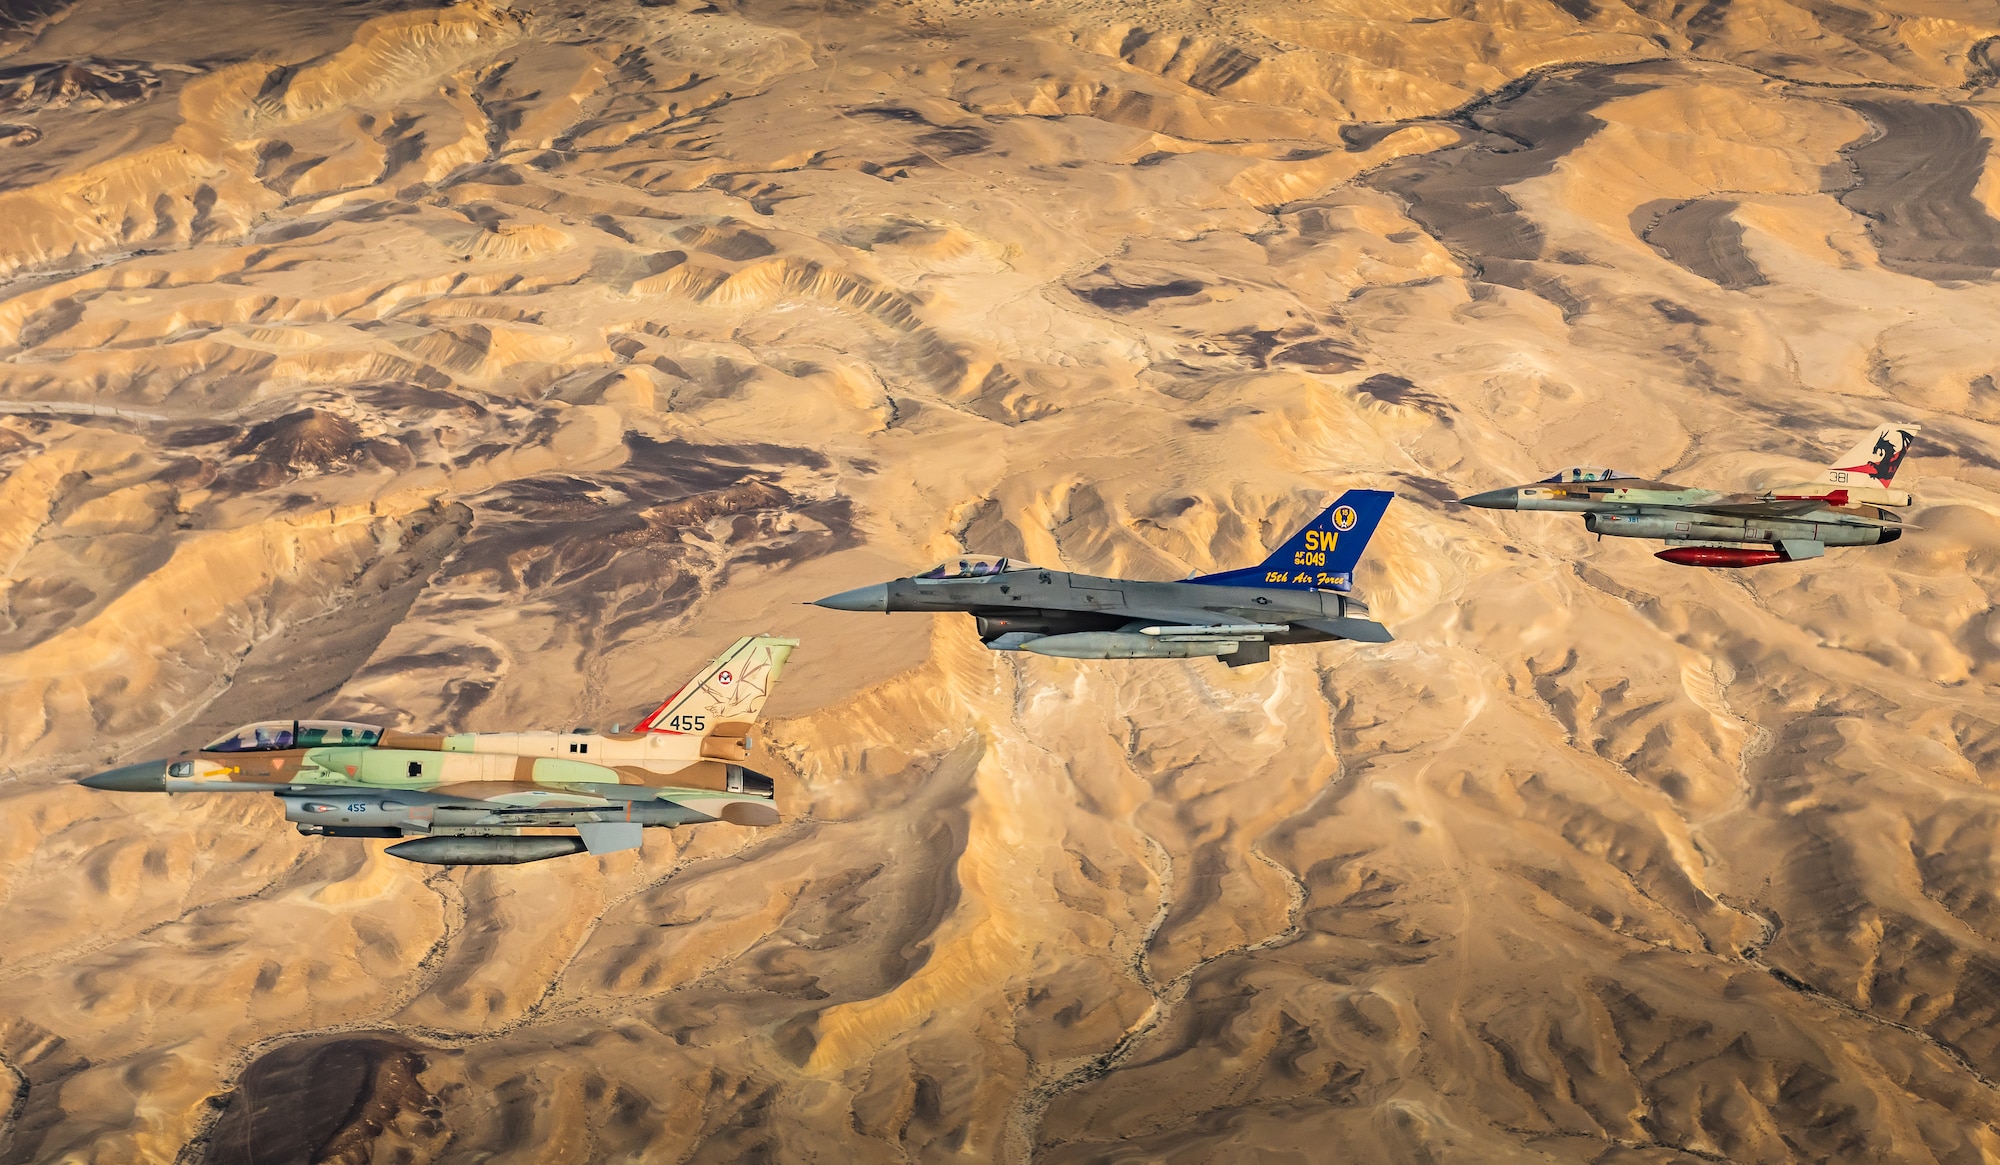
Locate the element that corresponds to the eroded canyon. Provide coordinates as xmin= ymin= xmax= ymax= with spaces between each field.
xmin=3 ymin=0 xmax=2000 ymax=1161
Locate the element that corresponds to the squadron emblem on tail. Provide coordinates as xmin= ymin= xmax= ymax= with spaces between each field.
xmin=1825 ymin=425 xmax=1918 ymax=488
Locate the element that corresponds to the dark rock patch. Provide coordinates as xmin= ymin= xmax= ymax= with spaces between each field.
xmin=1340 ymin=123 xmax=1400 ymax=151
xmin=675 ymin=221 xmax=776 ymax=261
xmin=1353 ymin=373 xmax=1452 ymax=416
xmin=431 ymin=435 xmax=855 ymax=656
xmin=914 ymin=126 xmax=991 ymax=157
xmin=849 ymin=105 xmax=932 ymax=124
xmin=1633 ymin=198 xmax=1767 ymax=289
xmin=1183 ymin=45 xmax=1260 ymax=94
xmin=1072 ymin=268 xmax=1207 ymax=312
xmin=1839 ymin=100 xmax=2000 ymax=282
xmin=199 ymin=1036 xmax=441 ymax=1165
xmin=1969 ymin=37 xmax=2000 ymax=88
xmin=1224 ymin=327 xmax=1286 ymax=367
xmin=1651 ymin=298 xmax=1709 ymax=325
xmin=232 ymin=409 xmax=362 ymax=471
xmin=1273 ymin=338 xmax=1363 ymax=374
xmin=1397 ymin=475 xmax=1462 ymax=505
xmin=1369 ymin=64 xmax=1658 ymax=308
xmin=164 ymin=423 xmax=239 ymax=449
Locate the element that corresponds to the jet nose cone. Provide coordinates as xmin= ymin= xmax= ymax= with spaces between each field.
xmin=80 ymin=760 xmax=169 ymax=792
xmin=814 ymin=582 xmax=890 ymax=612
xmin=1458 ymin=488 xmax=1519 ymax=510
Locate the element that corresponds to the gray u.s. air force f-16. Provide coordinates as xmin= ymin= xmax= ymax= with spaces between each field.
xmin=78 ymin=636 xmax=796 ymax=865
xmin=1460 ymin=424 xmax=1920 ymax=568
xmin=814 ymin=488 xmax=1395 ymax=666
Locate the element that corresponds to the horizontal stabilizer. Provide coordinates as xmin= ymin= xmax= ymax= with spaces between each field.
xmin=1292 ymin=616 xmax=1394 ymax=643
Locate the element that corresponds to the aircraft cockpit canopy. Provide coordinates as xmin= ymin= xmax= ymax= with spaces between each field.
xmin=1540 ymin=467 xmax=1635 ymax=484
xmin=202 ymin=720 xmax=384 ymax=753
xmin=916 ymin=554 xmax=1035 ymax=580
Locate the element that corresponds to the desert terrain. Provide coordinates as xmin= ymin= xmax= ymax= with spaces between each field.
xmin=2 ymin=0 xmax=2000 ymax=1161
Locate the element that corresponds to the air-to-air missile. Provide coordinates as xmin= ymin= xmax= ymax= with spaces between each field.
xmin=814 ymin=488 xmax=1396 ymax=667
xmin=79 ymin=636 xmax=798 ymax=865
xmin=1460 ymin=424 xmax=1921 ymax=568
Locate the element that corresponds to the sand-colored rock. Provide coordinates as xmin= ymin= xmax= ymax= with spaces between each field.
xmin=3 ymin=0 xmax=2000 ymax=1162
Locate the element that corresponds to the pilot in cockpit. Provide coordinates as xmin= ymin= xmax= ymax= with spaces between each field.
xmin=202 ymin=720 xmax=382 ymax=753
xmin=917 ymin=555 xmax=1023 ymax=580
xmin=1540 ymin=467 xmax=1633 ymax=485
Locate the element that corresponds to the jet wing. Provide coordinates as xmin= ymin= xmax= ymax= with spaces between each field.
xmin=1648 ymin=485 xmax=1900 ymax=524
xmin=1685 ymin=499 xmax=1837 ymax=518
xmin=1661 ymin=499 xmax=1899 ymax=525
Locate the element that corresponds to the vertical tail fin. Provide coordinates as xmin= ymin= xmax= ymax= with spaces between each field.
xmin=1820 ymin=424 xmax=1920 ymax=487
xmin=1189 ymin=489 xmax=1395 ymax=593
xmin=635 ymin=635 xmax=799 ymax=737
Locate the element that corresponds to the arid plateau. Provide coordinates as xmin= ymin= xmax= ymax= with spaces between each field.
xmin=3 ymin=0 xmax=2000 ymax=1161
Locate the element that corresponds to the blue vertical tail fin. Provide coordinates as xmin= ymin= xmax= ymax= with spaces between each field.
xmin=1189 ymin=489 xmax=1394 ymax=593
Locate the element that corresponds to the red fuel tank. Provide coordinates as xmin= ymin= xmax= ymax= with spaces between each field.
xmin=1655 ymin=546 xmax=1785 ymax=568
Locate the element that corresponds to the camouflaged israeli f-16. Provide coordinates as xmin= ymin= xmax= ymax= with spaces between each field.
xmin=1460 ymin=424 xmax=1920 ymax=568
xmin=814 ymin=489 xmax=1396 ymax=667
xmin=79 ymin=636 xmax=797 ymax=865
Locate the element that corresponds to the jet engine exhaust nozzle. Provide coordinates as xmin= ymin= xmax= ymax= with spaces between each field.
xmin=79 ymin=761 xmax=169 ymax=792
xmin=813 ymin=583 xmax=889 ymax=612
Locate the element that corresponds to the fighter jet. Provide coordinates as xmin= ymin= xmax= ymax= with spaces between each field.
xmin=78 ymin=636 xmax=797 ymax=865
xmin=814 ymin=489 xmax=1395 ymax=666
xmin=1459 ymin=424 xmax=1920 ymax=567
